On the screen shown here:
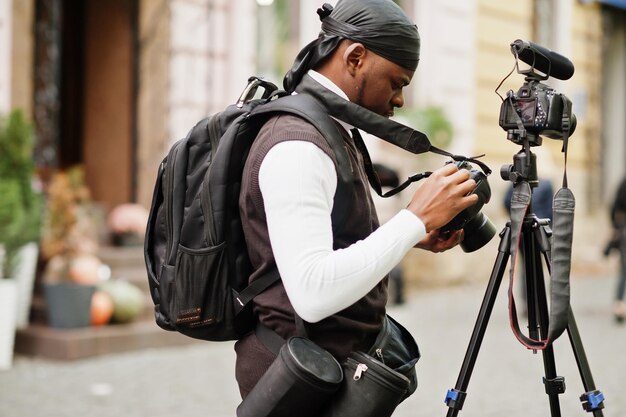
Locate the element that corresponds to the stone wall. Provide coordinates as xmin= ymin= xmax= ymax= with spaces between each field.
xmin=135 ymin=0 xmax=257 ymax=208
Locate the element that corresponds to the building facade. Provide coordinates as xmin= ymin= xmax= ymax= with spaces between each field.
xmin=2 ymin=0 xmax=625 ymax=283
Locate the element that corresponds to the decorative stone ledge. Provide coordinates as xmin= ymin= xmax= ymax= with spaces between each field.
xmin=14 ymin=320 xmax=198 ymax=361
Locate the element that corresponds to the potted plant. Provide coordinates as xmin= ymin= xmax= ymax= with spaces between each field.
xmin=0 ymin=110 xmax=43 ymax=369
xmin=40 ymin=166 xmax=103 ymax=328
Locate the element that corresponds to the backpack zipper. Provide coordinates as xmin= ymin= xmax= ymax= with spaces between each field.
xmin=353 ymin=363 xmax=368 ymax=380
xmin=201 ymin=118 xmax=221 ymax=244
xmin=375 ymin=348 xmax=384 ymax=364
xmin=164 ymin=144 xmax=180 ymax=263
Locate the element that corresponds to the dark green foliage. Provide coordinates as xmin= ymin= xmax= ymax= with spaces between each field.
xmin=0 ymin=109 xmax=43 ymax=277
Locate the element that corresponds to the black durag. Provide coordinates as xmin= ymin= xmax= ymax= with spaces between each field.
xmin=283 ymin=0 xmax=421 ymax=93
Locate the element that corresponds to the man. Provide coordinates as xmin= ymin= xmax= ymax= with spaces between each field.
xmin=235 ymin=0 xmax=478 ymax=399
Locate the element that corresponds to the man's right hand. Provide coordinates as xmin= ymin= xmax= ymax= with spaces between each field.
xmin=406 ymin=163 xmax=479 ymax=233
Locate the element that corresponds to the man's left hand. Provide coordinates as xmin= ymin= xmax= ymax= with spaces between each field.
xmin=415 ymin=229 xmax=464 ymax=253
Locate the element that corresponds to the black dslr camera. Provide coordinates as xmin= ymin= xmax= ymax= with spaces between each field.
xmin=440 ymin=161 xmax=496 ymax=253
xmin=498 ymin=40 xmax=577 ymax=145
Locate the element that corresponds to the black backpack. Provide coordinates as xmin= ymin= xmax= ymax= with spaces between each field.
xmin=144 ymin=77 xmax=353 ymax=341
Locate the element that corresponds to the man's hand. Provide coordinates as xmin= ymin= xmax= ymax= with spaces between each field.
xmin=406 ymin=163 xmax=478 ymax=233
xmin=416 ymin=229 xmax=463 ymax=253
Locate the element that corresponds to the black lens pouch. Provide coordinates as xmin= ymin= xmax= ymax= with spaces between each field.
xmin=237 ymin=336 xmax=343 ymax=417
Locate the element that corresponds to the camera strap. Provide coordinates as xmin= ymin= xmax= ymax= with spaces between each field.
xmin=295 ymin=74 xmax=492 ymax=197
xmin=507 ymin=96 xmax=574 ymax=350
xmin=549 ymin=95 xmax=575 ymax=341
xmin=350 ymin=127 xmax=432 ymax=197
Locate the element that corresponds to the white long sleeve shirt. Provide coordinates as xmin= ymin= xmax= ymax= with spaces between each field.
xmin=258 ymin=71 xmax=426 ymax=323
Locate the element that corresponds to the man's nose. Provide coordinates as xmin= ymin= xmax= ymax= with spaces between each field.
xmin=392 ymin=92 xmax=404 ymax=108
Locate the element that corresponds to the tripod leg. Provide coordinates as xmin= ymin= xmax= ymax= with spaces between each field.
xmin=444 ymin=226 xmax=511 ymax=417
xmin=567 ymin=308 xmax=606 ymax=416
xmin=522 ymin=233 xmax=540 ymax=341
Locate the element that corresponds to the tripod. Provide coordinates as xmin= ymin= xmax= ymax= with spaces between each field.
xmin=443 ymin=146 xmax=605 ymax=417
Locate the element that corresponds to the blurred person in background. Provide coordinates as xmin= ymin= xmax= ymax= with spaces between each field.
xmin=605 ymin=175 xmax=626 ymax=323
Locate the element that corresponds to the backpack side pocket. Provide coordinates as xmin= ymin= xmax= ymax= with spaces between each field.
xmin=173 ymin=243 xmax=229 ymax=332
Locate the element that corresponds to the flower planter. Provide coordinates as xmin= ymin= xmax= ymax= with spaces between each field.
xmin=0 ymin=280 xmax=17 ymax=370
xmin=13 ymin=242 xmax=39 ymax=329
xmin=44 ymin=282 xmax=96 ymax=329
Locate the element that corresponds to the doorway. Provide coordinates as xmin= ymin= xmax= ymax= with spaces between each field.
xmin=59 ymin=0 xmax=137 ymax=210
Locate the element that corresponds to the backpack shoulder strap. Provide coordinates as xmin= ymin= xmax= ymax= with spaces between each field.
xmin=234 ymin=268 xmax=280 ymax=315
xmin=233 ymin=94 xmax=355 ymax=314
xmin=250 ymin=93 xmax=353 ymax=225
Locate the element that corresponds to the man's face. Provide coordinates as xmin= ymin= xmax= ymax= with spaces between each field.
xmin=354 ymin=52 xmax=414 ymax=118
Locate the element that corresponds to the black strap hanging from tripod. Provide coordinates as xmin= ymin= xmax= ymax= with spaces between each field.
xmin=507 ymin=95 xmax=575 ymax=350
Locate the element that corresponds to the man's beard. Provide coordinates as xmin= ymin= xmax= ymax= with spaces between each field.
xmin=355 ymin=77 xmax=367 ymax=107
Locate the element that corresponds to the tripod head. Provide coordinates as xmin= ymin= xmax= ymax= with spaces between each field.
xmin=499 ymin=134 xmax=539 ymax=190
xmin=499 ymin=132 xmax=546 ymax=223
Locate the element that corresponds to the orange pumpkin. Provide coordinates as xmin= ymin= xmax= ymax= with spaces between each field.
xmin=91 ymin=290 xmax=114 ymax=326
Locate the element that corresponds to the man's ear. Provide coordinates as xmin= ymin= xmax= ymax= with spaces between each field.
xmin=343 ymin=43 xmax=367 ymax=76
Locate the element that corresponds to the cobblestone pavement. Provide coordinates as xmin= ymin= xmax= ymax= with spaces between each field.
xmin=1 ymin=274 xmax=624 ymax=417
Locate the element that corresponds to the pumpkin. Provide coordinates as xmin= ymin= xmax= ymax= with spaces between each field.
xmin=91 ymin=290 xmax=114 ymax=326
xmin=99 ymin=279 xmax=144 ymax=323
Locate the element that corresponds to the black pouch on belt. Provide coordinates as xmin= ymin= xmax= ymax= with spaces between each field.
xmin=320 ymin=315 xmax=421 ymax=417
xmin=236 ymin=336 xmax=344 ymax=417
xmin=320 ymin=351 xmax=411 ymax=417
xmin=368 ymin=314 xmax=421 ymax=399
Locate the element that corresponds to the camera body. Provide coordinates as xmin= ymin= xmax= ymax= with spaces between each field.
xmin=498 ymin=79 xmax=576 ymax=143
xmin=440 ymin=161 xmax=496 ymax=252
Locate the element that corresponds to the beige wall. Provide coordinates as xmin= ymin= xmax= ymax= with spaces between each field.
xmin=10 ymin=0 xmax=34 ymax=118
xmin=569 ymin=4 xmax=604 ymax=211
xmin=0 ymin=0 xmax=11 ymax=114
xmin=402 ymin=1 xmax=607 ymax=288
xmin=474 ymin=1 xmax=533 ymax=166
xmin=136 ymin=0 xmax=171 ymax=208
xmin=601 ymin=10 xmax=626 ymax=201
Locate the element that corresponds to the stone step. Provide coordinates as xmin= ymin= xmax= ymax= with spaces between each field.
xmin=14 ymin=320 xmax=199 ymax=360
xmin=98 ymin=245 xmax=145 ymax=271
xmin=109 ymin=267 xmax=150 ymax=292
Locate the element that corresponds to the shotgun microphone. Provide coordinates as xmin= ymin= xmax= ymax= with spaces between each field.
xmin=511 ymin=39 xmax=575 ymax=80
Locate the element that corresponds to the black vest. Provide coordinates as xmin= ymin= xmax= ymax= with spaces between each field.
xmin=239 ymin=113 xmax=387 ymax=360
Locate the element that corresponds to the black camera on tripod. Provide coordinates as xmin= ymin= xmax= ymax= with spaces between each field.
xmin=498 ymin=39 xmax=577 ymax=146
xmin=440 ymin=161 xmax=496 ymax=253
xmin=444 ymin=40 xmax=607 ymax=417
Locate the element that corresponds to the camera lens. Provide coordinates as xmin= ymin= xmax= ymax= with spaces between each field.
xmin=459 ymin=213 xmax=496 ymax=253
